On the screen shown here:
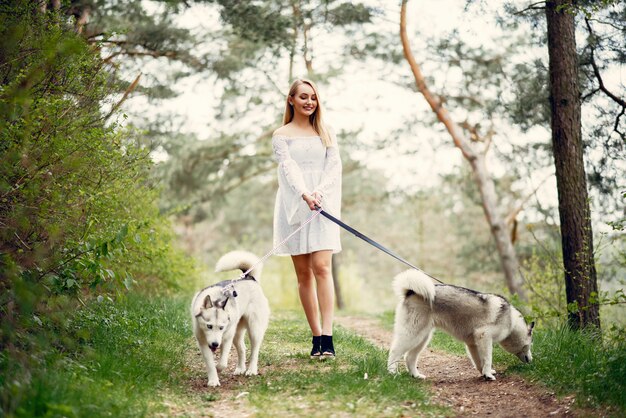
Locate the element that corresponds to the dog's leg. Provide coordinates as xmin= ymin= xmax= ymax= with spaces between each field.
xmin=245 ymin=317 xmax=268 ymax=376
xmin=388 ymin=332 xmax=418 ymax=375
xmin=217 ymin=328 xmax=236 ymax=373
xmin=233 ymin=321 xmax=247 ymax=375
xmin=466 ymin=343 xmax=496 ymax=377
xmin=465 ymin=343 xmax=482 ymax=371
xmin=475 ymin=333 xmax=495 ymax=381
xmin=405 ymin=329 xmax=432 ymax=379
xmin=199 ymin=343 xmax=220 ymax=387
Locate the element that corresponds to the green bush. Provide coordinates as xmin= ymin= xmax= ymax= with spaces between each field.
xmin=0 ymin=3 xmax=198 ymax=415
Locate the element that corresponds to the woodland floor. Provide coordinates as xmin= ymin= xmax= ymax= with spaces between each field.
xmin=161 ymin=314 xmax=605 ymax=418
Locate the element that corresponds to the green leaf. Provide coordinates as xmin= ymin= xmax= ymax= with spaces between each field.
xmin=115 ymin=224 xmax=129 ymax=244
xmin=123 ymin=275 xmax=134 ymax=290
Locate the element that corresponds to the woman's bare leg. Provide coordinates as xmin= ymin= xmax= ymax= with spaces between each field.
xmin=291 ymin=254 xmax=321 ymax=336
xmin=311 ymin=250 xmax=335 ymax=335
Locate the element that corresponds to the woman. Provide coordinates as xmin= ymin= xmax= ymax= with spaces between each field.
xmin=272 ymin=79 xmax=342 ymax=359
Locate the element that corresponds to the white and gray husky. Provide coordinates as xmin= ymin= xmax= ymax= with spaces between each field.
xmin=387 ymin=270 xmax=534 ymax=381
xmin=191 ymin=251 xmax=270 ymax=387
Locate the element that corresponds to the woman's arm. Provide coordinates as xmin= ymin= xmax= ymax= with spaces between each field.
xmin=272 ymin=135 xmax=309 ymax=198
xmin=312 ymin=134 xmax=342 ymax=201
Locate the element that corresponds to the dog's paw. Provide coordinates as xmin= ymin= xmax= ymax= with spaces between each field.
xmin=483 ymin=373 xmax=496 ymax=381
xmin=234 ymin=367 xmax=246 ymax=375
xmin=216 ymin=363 xmax=227 ymax=372
xmin=410 ymin=370 xmax=426 ymax=379
xmin=207 ymin=379 xmax=221 ymax=387
xmin=244 ymin=369 xmax=258 ymax=376
xmin=387 ymin=362 xmax=400 ymax=374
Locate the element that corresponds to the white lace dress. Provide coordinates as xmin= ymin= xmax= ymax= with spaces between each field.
xmin=272 ymin=134 xmax=342 ymax=256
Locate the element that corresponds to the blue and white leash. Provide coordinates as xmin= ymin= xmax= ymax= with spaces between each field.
xmin=316 ymin=207 xmax=443 ymax=284
xmin=221 ymin=206 xmax=324 ymax=296
xmin=222 ymin=204 xmax=443 ymax=297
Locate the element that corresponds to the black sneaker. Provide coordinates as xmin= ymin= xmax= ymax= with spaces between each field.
xmin=320 ymin=335 xmax=335 ymax=359
xmin=310 ymin=335 xmax=321 ymax=359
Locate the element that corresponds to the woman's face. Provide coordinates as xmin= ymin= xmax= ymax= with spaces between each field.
xmin=290 ymin=83 xmax=317 ymax=118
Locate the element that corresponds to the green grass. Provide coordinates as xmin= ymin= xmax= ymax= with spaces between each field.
xmin=1 ymin=295 xmax=191 ymax=418
xmin=249 ymin=311 xmax=449 ymax=417
xmin=2 ymin=297 xmax=449 ymax=417
xmin=517 ymin=325 xmax=626 ymax=411
xmin=378 ymin=310 xmax=626 ymax=413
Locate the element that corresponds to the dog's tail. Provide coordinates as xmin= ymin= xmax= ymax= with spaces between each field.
xmin=392 ymin=269 xmax=435 ymax=304
xmin=215 ymin=251 xmax=262 ymax=280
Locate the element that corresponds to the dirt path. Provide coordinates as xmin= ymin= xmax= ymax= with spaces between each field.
xmin=156 ymin=339 xmax=257 ymax=418
xmin=335 ymin=315 xmax=580 ymax=418
xmin=162 ymin=317 xmax=596 ymax=417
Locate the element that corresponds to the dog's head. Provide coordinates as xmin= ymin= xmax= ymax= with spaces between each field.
xmin=195 ymin=294 xmax=231 ymax=352
xmin=500 ymin=314 xmax=535 ymax=364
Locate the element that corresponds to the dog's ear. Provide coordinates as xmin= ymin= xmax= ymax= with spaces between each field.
xmin=203 ymin=295 xmax=213 ymax=309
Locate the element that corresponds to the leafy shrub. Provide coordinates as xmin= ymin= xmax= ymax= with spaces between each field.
xmin=0 ymin=3 xmax=198 ymax=415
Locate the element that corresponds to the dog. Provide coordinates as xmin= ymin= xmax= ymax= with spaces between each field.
xmin=387 ymin=269 xmax=534 ymax=381
xmin=191 ymin=251 xmax=270 ymax=387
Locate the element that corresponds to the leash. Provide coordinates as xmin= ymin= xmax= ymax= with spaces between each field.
xmin=221 ymin=204 xmax=443 ymax=298
xmin=220 ymin=206 xmax=324 ymax=296
xmin=316 ymin=207 xmax=443 ymax=284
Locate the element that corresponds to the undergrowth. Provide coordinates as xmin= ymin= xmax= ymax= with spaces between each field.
xmin=0 ymin=295 xmax=190 ymax=417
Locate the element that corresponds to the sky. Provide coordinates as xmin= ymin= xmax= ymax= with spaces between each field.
xmin=128 ymin=0 xmax=624 ymax=223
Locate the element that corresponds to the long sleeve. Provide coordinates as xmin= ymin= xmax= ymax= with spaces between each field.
xmin=272 ymin=135 xmax=308 ymax=197
xmin=273 ymin=135 xmax=309 ymax=225
xmin=313 ymin=139 xmax=342 ymax=199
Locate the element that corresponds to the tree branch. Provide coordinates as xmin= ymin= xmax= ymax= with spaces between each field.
xmin=505 ymin=173 xmax=553 ymax=225
xmin=399 ymin=1 xmax=475 ymax=161
xmin=584 ymin=18 xmax=626 ymax=139
xmin=75 ymin=6 xmax=91 ymax=35
xmin=261 ymin=69 xmax=284 ymax=96
xmin=512 ymin=1 xmax=547 ymax=16
xmin=103 ymin=50 xmax=178 ymax=64
xmin=614 ymin=106 xmax=625 ymax=141
xmin=584 ymin=18 xmax=626 ymax=108
xmin=103 ymin=72 xmax=142 ymax=121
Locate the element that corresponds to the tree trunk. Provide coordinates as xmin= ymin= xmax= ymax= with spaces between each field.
xmin=399 ymin=1 xmax=525 ymax=298
xmin=303 ymin=22 xmax=314 ymax=75
xmin=332 ymin=254 xmax=345 ymax=310
xmin=75 ymin=6 xmax=91 ymax=35
xmin=545 ymin=0 xmax=600 ymax=329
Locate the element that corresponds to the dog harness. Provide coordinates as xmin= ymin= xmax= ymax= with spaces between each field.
xmin=211 ymin=274 xmax=256 ymax=297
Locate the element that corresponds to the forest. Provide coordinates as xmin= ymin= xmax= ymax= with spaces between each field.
xmin=1 ymin=0 xmax=625 ymax=416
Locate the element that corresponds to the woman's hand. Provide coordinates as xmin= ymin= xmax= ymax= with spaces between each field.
xmin=312 ymin=191 xmax=323 ymax=203
xmin=302 ymin=193 xmax=321 ymax=210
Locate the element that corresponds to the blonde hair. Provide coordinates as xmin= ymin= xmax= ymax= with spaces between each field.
xmin=282 ymin=78 xmax=333 ymax=147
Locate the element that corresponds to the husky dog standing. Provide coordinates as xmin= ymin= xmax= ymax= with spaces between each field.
xmin=191 ymin=251 xmax=270 ymax=387
xmin=387 ymin=270 xmax=534 ymax=381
